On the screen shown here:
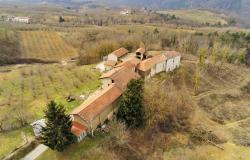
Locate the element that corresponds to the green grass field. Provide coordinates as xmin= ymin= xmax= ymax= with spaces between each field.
xmin=37 ymin=133 xmax=109 ymax=160
xmin=157 ymin=9 xmax=228 ymax=25
xmin=0 ymin=63 xmax=101 ymax=158
xmin=20 ymin=31 xmax=78 ymax=61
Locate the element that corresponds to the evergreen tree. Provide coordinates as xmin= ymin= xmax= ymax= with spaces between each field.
xmin=59 ymin=16 xmax=65 ymax=23
xmin=117 ymin=79 xmax=145 ymax=128
xmin=40 ymin=101 xmax=76 ymax=152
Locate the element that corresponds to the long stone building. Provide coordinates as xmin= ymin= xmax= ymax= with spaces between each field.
xmin=70 ymin=48 xmax=181 ymax=142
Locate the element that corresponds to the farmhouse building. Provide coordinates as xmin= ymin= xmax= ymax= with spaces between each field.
xmin=7 ymin=16 xmax=30 ymax=23
xmin=137 ymin=51 xmax=181 ymax=79
xmin=71 ymin=84 xmax=122 ymax=141
xmin=165 ymin=51 xmax=181 ymax=71
xmin=116 ymin=57 xmax=141 ymax=72
xmin=100 ymin=66 xmax=140 ymax=89
xmin=104 ymin=60 xmax=117 ymax=70
xmin=137 ymin=54 xmax=167 ymax=79
xmin=107 ymin=48 xmax=129 ymax=62
xmin=71 ymin=49 xmax=181 ymax=142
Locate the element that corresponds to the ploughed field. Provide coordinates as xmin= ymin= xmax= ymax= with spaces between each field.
xmin=0 ymin=64 xmax=100 ymax=158
xmin=20 ymin=31 xmax=78 ymax=61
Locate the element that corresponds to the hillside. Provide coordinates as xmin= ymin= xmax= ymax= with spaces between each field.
xmin=1 ymin=0 xmax=249 ymax=27
xmin=157 ymin=9 xmax=228 ymax=26
xmin=37 ymin=55 xmax=250 ymax=160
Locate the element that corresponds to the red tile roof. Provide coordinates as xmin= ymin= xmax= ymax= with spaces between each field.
xmin=71 ymin=121 xmax=87 ymax=137
xmin=137 ymin=54 xmax=168 ymax=72
xmin=112 ymin=48 xmax=128 ymax=57
xmin=71 ymin=84 xmax=122 ymax=122
xmin=100 ymin=66 xmax=140 ymax=90
xmin=117 ymin=58 xmax=141 ymax=68
xmin=136 ymin=48 xmax=146 ymax=54
xmin=104 ymin=60 xmax=117 ymax=67
xmin=116 ymin=58 xmax=141 ymax=70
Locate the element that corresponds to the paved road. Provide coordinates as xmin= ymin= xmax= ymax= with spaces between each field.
xmin=21 ymin=144 xmax=48 ymax=160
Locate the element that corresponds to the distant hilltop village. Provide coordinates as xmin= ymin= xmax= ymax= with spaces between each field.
xmin=70 ymin=48 xmax=181 ymax=142
xmin=0 ymin=15 xmax=30 ymax=23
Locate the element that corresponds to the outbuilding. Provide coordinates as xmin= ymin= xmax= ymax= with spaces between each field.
xmin=107 ymin=48 xmax=128 ymax=62
xmin=71 ymin=84 xmax=123 ymax=138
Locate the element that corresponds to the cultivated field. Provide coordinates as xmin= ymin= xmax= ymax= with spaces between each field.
xmin=20 ymin=31 xmax=78 ymax=61
xmin=157 ymin=9 xmax=228 ymax=25
xmin=0 ymin=64 xmax=100 ymax=158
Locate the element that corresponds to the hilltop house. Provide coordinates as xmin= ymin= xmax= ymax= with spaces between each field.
xmin=7 ymin=16 xmax=30 ymax=23
xmin=137 ymin=51 xmax=181 ymax=79
xmin=107 ymin=48 xmax=128 ymax=62
xmin=71 ymin=49 xmax=181 ymax=142
xmin=100 ymin=66 xmax=140 ymax=89
xmin=71 ymin=84 xmax=122 ymax=141
xmin=71 ymin=64 xmax=139 ymax=142
xmin=165 ymin=51 xmax=181 ymax=71
xmin=115 ymin=57 xmax=141 ymax=72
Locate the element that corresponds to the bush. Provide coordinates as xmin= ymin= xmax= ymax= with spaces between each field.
xmin=144 ymin=73 xmax=194 ymax=132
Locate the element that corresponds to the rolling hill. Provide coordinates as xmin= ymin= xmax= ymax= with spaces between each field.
xmin=1 ymin=0 xmax=249 ymax=26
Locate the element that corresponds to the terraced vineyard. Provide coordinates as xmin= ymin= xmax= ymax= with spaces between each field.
xmin=20 ymin=31 xmax=78 ymax=61
xmin=0 ymin=64 xmax=100 ymax=158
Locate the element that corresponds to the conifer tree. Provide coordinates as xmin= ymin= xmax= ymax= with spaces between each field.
xmin=40 ymin=101 xmax=76 ymax=152
xmin=117 ymin=79 xmax=145 ymax=128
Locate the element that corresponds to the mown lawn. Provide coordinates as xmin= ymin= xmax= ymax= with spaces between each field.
xmin=37 ymin=133 xmax=109 ymax=160
xmin=0 ymin=64 xmax=101 ymax=158
xmin=0 ymin=126 xmax=33 ymax=159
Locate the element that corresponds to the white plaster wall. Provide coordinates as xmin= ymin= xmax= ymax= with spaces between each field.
xmin=166 ymin=58 xmax=174 ymax=71
xmin=150 ymin=66 xmax=156 ymax=77
xmin=107 ymin=54 xmax=118 ymax=62
xmin=155 ymin=61 xmax=166 ymax=73
xmin=174 ymin=56 xmax=181 ymax=68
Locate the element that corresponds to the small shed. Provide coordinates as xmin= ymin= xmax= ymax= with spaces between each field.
xmin=107 ymin=48 xmax=128 ymax=62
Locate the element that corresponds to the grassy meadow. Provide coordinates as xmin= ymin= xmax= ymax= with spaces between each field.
xmin=20 ymin=31 xmax=78 ymax=61
xmin=0 ymin=63 xmax=101 ymax=158
xmin=157 ymin=9 xmax=228 ymax=25
xmin=37 ymin=133 xmax=109 ymax=160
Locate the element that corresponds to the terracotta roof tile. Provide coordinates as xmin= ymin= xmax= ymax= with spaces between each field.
xmin=116 ymin=57 xmax=141 ymax=69
xmin=100 ymin=66 xmax=140 ymax=90
xmin=104 ymin=60 xmax=117 ymax=67
xmin=71 ymin=84 xmax=122 ymax=122
xmin=137 ymin=54 xmax=168 ymax=72
xmin=112 ymin=48 xmax=128 ymax=57
xmin=100 ymin=67 xmax=122 ymax=79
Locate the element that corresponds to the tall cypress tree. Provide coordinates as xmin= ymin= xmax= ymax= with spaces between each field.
xmin=117 ymin=79 xmax=145 ymax=128
xmin=40 ymin=101 xmax=76 ymax=152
